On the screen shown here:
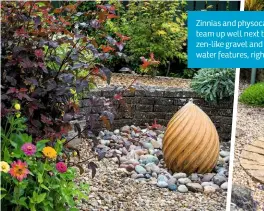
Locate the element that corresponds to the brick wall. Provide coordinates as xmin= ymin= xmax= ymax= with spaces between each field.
xmin=79 ymin=86 xmax=233 ymax=142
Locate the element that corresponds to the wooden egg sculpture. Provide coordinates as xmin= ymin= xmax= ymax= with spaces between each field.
xmin=162 ymin=100 xmax=220 ymax=174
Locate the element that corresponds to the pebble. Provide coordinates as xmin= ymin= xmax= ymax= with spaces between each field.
xmin=143 ymin=142 xmax=154 ymax=150
xmin=158 ymin=175 xmax=168 ymax=183
xmin=151 ymin=139 xmax=161 ymax=149
xmin=99 ymin=131 xmax=105 ymax=137
xmin=213 ymin=175 xmax=227 ymax=186
xmin=145 ymin=163 xmax=160 ymax=173
xmin=189 ymin=173 xmax=200 ymax=182
xmin=147 ymin=130 xmax=157 ymax=137
xmin=204 ymin=186 xmax=217 ymax=194
xmin=125 ymin=164 xmax=135 ymax=172
xmin=221 ymin=182 xmax=228 ymax=190
xmin=168 ymin=184 xmax=177 ymax=191
xmin=224 ymin=156 xmax=230 ymax=162
xmin=131 ymin=173 xmax=138 ymax=179
xmin=178 ymin=178 xmax=192 ymax=184
xmin=220 ymin=150 xmax=230 ymax=157
xmin=217 ymin=156 xmax=225 ymax=166
xmin=157 ymin=181 xmax=168 ymax=188
xmin=121 ymin=125 xmax=130 ymax=133
xmin=186 ymin=183 xmax=203 ymax=193
xmin=140 ymin=155 xmax=159 ymax=165
xmin=201 ymin=182 xmax=219 ymax=188
xmin=149 ymin=177 xmax=157 ymax=185
xmin=173 ymin=172 xmax=187 ymax=179
xmin=178 ymin=185 xmax=188 ymax=193
xmin=114 ymin=129 xmax=120 ymax=134
xmin=168 ymin=177 xmax=177 ymax=186
xmin=100 ymin=139 xmax=110 ymax=145
xmin=202 ymin=173 xmax=215 ymax=182
xmin=145 ymin=173 xmax=151 ymax=179
xmin=93 ymin=125 xmax=230 ymax=196
xmin=152 ymin=172 xmax=158 ymax=178
xmin=135 ymin=174 xmax=145 ymax=179
xmin=121 ymin=147 xmax=128 ymax=155
xmin=135 ymin=165 xmax=147 ymax=174
xmin=216 ymin=167 xmax=228 ymax=176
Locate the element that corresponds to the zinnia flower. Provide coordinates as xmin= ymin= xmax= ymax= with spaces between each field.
xmin=42 ymin=146 xmax=57 ymax=159
xmin=14 ymin=103 xmax=21 ymax=111
xmin=21 ymin=143 xmax=36 ymax=156
xmin=9 ymin=160 xmax=29 ymax=181
xmin=0 ymin=161 xmax=10 ymax=173
xmin=56 ymin=162 xmax=67 ymax=173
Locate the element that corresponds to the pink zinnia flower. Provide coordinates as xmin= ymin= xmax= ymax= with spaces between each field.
xmin=21 ymin=143 xmax=36 ymax=156
xmin=56 ymin=162 xmax=67 ymax=173
xmin=9 ymin=160 xmax=29 ymax=181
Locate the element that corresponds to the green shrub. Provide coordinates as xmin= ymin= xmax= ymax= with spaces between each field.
xmin=239 ymin=82 xmax=264 ymax=106
xmin=191 ymin=68 xmax=235 ymax=103
xmin=105 ymin=0 xmax=187 ymax=73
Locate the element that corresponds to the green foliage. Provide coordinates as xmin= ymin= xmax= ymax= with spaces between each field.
xmin=1 ymin=115 xmax=89 ymax=211
xmin=105 ymin=0 xmax=187 ymax=73
xmin=191 ymin=68 xmax=235 ymax=103
xmin=239 ymin=82 xmax=264 ymax=106
xmin=182 ymin=69 xmax=199 ymax=79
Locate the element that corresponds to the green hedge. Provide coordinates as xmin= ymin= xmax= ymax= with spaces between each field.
xmin=239 ymin=82 xmax=264 ymax=106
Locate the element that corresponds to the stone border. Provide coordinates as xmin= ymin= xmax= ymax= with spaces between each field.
xmin=79 ymin=86 xmax=233 ymax=142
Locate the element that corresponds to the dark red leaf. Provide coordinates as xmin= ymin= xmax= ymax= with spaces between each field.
xmin=41 ymin=114 xmax=53 ymax=125
xmin=19 ymin=88 xmax=28 ymax=92
xmin=31 ymin=119 xmax=42 ymax=128
xmin=6 ymin=87 xmax=18 ymax=94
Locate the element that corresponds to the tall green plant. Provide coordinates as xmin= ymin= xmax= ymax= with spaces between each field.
xmin=105 ymin=0 xmax=187 ymax=73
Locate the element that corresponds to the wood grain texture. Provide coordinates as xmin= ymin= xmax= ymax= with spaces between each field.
xmin=240 ymin=137 xmax=264 ymax=183
xmin=162 ymin=101 xmax=220 ymax=174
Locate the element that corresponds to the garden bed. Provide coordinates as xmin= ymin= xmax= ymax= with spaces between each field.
xmin=95 ymin=73 xmax=191 ymax=89
xmin=75 ymin=125 xmax=230 ymax=210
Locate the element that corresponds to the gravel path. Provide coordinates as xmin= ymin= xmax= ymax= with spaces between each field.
xmin=232 ymin=81 xmax=264 ymax=211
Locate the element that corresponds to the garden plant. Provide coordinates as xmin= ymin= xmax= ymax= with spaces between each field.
xmin=239 ymin=82 xmax=264 ymax=106
xmin=0 ymin=1 xmax=132 ymax=210
xmin=103 ymin=0 xmax=188 ymax=76
xmin=191 ymin=68 xmax=235 ymax=103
